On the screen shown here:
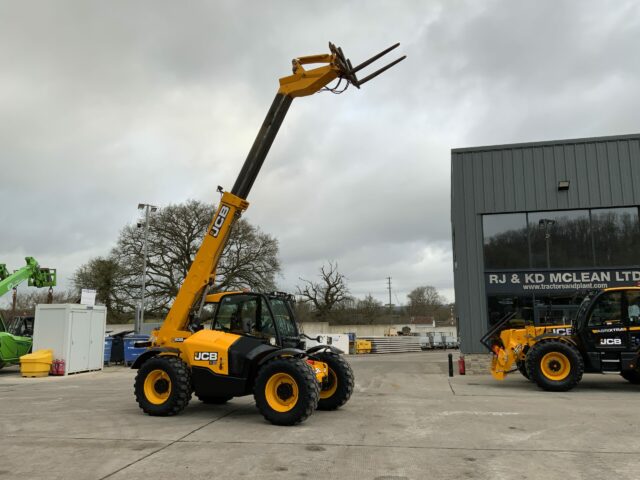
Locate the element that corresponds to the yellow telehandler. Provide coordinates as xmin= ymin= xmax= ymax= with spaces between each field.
xmin=131 ymin=43 xmax=405 ymax=425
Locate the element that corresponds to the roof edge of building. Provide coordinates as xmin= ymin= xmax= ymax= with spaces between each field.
xmin=452 ymin=132 xmax=640 ymax=154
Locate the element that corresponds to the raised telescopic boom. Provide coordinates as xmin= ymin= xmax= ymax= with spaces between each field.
xmin=152 ymin=42 xmax=405 ymax=346
xmin=0 ymin=257 xmax=57 ymax=298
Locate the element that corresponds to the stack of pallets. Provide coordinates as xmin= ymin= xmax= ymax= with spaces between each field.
xmin=357 ymin=336 xmax=422 ymax=354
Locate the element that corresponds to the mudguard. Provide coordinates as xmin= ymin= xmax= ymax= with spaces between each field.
xmin=306 ymin=344 xmax=344 ymax=355
xmin=130 ymin=347 xmax=181 ymax=369
xmin=257 ymin=348 xmax=307 ymax=366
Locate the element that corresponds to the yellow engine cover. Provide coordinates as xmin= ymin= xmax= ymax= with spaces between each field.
xmin=181 ymin=330 xmax=241 ymax=375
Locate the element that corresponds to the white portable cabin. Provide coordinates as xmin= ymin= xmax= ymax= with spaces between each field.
xmin=303 ymin=334 xmax=350 ymax=354
xmin=33 ymin=304 xmax=107 ymax=375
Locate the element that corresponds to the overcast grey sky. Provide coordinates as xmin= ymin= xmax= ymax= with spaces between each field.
xmin=1 ymin=0 xmax=639 ymax=306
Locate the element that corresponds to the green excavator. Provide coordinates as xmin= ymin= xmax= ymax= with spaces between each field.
xmin=0 ymin=257 xmax=56 ymax=368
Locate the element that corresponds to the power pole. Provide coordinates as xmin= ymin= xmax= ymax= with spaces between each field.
xmin=387 ymin=277 xmax=392 ymax=315
xmin=137 ymin=203 xmax=157 ymax=333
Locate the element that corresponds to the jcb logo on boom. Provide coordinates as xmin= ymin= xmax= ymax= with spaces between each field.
xmin=600 ymin=338 xmax=622 ymax=346
xmin=210 ymin=206 xmax=230 ymax=238
xmin=194 ymin=352 xmax=218 ymax=362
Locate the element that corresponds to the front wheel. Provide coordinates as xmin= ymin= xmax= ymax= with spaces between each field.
xmin=516 ymin=360 xmax=530 ymax=380
xmin=621 ymin=369 xmax=640 ymax=384
xmin=526 ymin=340 xmax=584 ymax=392
xmin=254 ymin=357 xmax=319 ymax=426
xmin=134 ymin=356 xmax=192 ymax=416
xmin=313 ymin=352 xmax=354 ymax=410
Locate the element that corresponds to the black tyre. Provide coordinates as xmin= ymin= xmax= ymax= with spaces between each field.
xmin=134 ymin=356 xmax=192 ymax=416
xmin=526 ymin=340 xmax=584 ymax=392
xmin=516 ymin=360 xmax=530 ymax=380
xmin=196 ymin=394 xmax=233 ymax=404
xmin=620 ymin=369 xmax=640 ymax=384
xmin=254 ymin=357 xmax=319 ymax=426
xmin=313 ymin=352 xmax=355 ymax=411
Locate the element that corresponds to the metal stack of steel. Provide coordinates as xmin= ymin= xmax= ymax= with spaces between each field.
xmin=357 ymin=336 xmax=423 ymax=354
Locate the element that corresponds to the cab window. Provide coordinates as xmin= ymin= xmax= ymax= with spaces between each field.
xmin=213 ymin=295 xmax=245 ymax=332
xmin=588 ymin=291 xmax=623 ymax=327
xmin=200 ymin=303 xmax=216 ymax=329
xmin=213 ymin=294 xmax=275 ymax=339
xmin=270 ymin=299 xmax=297 ymax=338
xmin=627 ymin=290 xmax=640 ymax=326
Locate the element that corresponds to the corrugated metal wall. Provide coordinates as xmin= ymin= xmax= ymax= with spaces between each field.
xmin=451 ymin=134 xmax=640 ymax=353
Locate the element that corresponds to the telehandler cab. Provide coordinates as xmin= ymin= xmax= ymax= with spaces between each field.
xmin=132 ymin=42 xmax=405 ymax=425
xmin=484 ymin=287 xmax=640 ymax=392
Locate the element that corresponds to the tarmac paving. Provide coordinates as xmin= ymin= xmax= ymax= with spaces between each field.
xmin=0 ymin=351 xmax=638 ymax=480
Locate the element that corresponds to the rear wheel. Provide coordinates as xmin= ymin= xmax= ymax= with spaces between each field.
xmin=526 ymin=340 xmax=583 ymax=392
xmin=621 ymin=369 xmax=640 ymax=384
xmin=313 ymin=352 xmax=354 ymax=410
xmin=134 ymin=356 xmax=191 ymax=416
xmin=254 ymin=357 xmax=319 ymax=426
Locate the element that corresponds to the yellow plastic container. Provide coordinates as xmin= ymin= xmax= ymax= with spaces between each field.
xmin=20 ymin=349 xmax=53 ymax=378
xmin=355 ymin=339 xmax=372 ymax=354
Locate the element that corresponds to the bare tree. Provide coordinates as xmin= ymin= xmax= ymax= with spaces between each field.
xmin=72 ymin=257 xmax=121 ymax=319
xmin=356 ymin=294 xmax=383 ymax=324
xmin=407 ymin=285 xmax=445 ymax=318
xmin=75 ymin=199 xmax=280 ymax=317
xmin=1 ymin=288 xmax=77 ymax=322
xmin=296 ymin=261 xmax=350 ymax=317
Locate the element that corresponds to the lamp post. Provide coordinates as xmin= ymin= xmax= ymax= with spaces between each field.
xmin=137 ymin=203 xmax=157 ymax=333
xmin=538 ymin=218 xmax=556 ymax=269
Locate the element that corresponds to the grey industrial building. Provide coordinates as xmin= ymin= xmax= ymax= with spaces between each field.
xmin=451 ymin=133 xmax=640 ymax=353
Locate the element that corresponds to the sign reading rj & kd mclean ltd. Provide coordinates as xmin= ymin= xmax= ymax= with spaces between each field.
xmin=485 ymin=268 xmax=640 ymax=294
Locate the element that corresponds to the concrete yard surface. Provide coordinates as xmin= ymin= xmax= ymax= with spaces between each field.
xmin=0 ymin=351 xmax=638 ymax=480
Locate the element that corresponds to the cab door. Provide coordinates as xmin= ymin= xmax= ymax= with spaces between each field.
xmin=584 ymin=290 xmax=629 ymax=351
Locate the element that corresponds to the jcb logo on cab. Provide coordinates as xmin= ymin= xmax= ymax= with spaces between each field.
xmin=600 ymin=338 xmax=622 ymax=345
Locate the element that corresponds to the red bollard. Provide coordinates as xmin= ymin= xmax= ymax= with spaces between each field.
xmin=458 ymin=356 xmax=466 ymax=375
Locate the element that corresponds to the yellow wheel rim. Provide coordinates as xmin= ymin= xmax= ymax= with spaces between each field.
xmin=265 ymin=373 xmax=299 ymax=412
xmin=144 ymin=369 xmax=172 ymax=405
xmin=319 ymin=368 xmax=338 ymax=399
xmin=540 ymin=352 xmax=571 ymax=381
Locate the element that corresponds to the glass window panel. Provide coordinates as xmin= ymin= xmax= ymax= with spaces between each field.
xmin=592 ymin=207 xmax=640 ymax=267
xmin=214 ymin=294 xmax=256 ymax=334
xmin=483 ymin=213 xmax=529 ymax=269
xmin=214 ymin=294 xmax=276 ymax=338
xmin=528 ymin=210 xmax=592 ymax=268
xmin=257 ymin=297 xmax=276 ymax=337
xmin=588 ymin=291 xmax=622 ymax=327
xmin=627 ymin=290 xmax=640 ymax=325
xmin=487 ymin=295 xmax=533 ymax=327
xmin=270 ymin=298 xmax=297 ymax=338
xmin=533 ymin=294 xmax=582 ymax=326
